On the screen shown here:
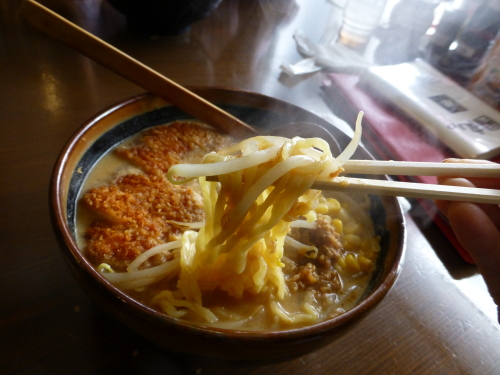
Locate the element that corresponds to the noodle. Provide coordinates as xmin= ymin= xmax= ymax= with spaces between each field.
xmin=157 ymin=114 xmax=361 ymax=321
xmin=81 ymin=113 xmax=381 ymax=330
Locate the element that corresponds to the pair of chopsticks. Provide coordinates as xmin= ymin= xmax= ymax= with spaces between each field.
xmin=20 ymin=1 xmax=500 ymax=205
xmin=313 ymin=160 xmax=500 ymax=204
xmin=207 ymin=160 xmax=500 ymax=204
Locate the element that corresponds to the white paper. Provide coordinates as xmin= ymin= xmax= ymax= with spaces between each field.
xmin=280 ymin=30 xmax=373 ymax=77
xmin=360 ymin=59 xmax=500 ymax=159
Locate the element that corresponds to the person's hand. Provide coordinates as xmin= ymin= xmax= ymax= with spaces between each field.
xmin=435 ymin=158 xmax=500 ymax=323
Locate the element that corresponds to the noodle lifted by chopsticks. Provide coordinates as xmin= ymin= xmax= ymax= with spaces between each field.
xmin=100 ymin=113 xmax=364 ymax=323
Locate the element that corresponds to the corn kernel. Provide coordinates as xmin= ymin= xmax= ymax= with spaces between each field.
xmin=315 ymin=203 xmax=329 ymax=215
xmin=358 ymin=255 xmax=373 ymax=272
xmin=332 ymin=218 xmax=343 ymax=234
xmin=337 ymin=207 xmax=351 ymax=222
xmin=304 ymin=210 xmax=317 ymax=223
xmin=319 ymin=196 xmax=326 ymax=203
xmin=326 ymin=198 xmax=341 ymax=213
xmin=345 ymin=253 xmax=361 ymax=273
xmin=343 ymin=234 xmax=361 ymax=250
xmin=336 ymin=255 xmax=346 ymax=270
xmin=344 ymin=222 xmax=359 ymax=235
xmin=361 ymin=239 xmax=371 ymax=251
xmin=360 ymin=240 xmax=374 ymax=259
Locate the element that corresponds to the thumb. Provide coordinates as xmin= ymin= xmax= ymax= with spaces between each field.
xmin=447 ymin=201 xmax=500 ymax=320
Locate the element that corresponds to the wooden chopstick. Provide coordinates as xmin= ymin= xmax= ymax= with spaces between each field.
xmin=206 ymin=171 xmax=500 ymax=204
xmin=312 ymin=176 xmax=500 ymax=204
xmin=19 ymin=0 xmax=257 ymax=138
xmin=341 ymin=160 xmax=500 ymax=178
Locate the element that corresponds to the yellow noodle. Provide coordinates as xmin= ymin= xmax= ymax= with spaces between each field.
xmin=141 ymin=120 xmax=373 ymax=324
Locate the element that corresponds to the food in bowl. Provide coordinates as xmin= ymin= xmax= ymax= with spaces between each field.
xmin=76 ymin=114 xmax=383 ymax=331
xmin=52 ymin=91 xmax=405 ymax=361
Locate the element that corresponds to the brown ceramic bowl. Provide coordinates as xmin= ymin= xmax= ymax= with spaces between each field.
xmin=50 ymin=88 xmax=406 ymax=363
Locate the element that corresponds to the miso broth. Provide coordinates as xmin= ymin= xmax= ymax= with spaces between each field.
xmin=76 ymin=121 xmax=381 ymax=331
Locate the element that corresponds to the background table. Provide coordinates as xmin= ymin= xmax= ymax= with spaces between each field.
xmin=1 ymin=0 xmax=499 ymax=373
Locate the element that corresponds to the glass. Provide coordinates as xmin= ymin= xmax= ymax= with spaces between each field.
xmin=339 ymin=0 xmax=388 ymax=46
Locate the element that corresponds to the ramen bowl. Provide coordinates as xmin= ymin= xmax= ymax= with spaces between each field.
xmin=50 ymin=88 xmax=406 ymax=362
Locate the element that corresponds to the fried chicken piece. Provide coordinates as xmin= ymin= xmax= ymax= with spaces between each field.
xmin=116 ymin=121 xmax=232 ymax=174
xmin=81 ymin=121 xmax=231 ymax=270
xmin=82 ymin=173 xmax=205 ymax=270
xmin=84 ymin=222 xmax=166 ymax=270
xmin=116 ymin=173 xmax=205 ymax=223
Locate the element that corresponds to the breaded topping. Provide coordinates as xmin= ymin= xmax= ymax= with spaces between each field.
xmin=285 ymin=216 xmax=344 ymax=295
xmin=84 ymin=221 xmax=167 ymax=270
xmin=83 ymin=185 xmax=158 ymax=228
xmin=115 ymin=173 xmax=205 ymax=223
xmin=82 ymin=174 xmax=204 ymax=270
xmin=116 ymin=121 xmax=232 ymax=174
xmin=82 ymin=122 xmax=232 ymax=270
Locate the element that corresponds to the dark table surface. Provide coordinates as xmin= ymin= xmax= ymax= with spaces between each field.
xmin=1 ymin=0 xmax=499 ymax=374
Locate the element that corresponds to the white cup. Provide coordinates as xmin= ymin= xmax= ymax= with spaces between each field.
xmin=339 ymin=0 xmax=388 ymax=46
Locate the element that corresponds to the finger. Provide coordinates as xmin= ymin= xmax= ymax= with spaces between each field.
xmin=434 ymin=196 xmax=450 ymax=216
xmin=466 ymin=178 xmax=500 ymax=190
xmin=438 ymin=159 xmax=500 ymax=187
xmin=436 ymin=178 xmax=500 ymax=230
xmin=435 ymin=178 xmax=474 ymax=216
xmin=442 ymin=158 xmax=496 ymax=165
xmin=447 ymin=201 xmax=500 ymax=310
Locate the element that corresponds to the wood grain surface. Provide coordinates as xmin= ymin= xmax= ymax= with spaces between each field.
xmin=1 ymin=0 xmax=499 ymax=374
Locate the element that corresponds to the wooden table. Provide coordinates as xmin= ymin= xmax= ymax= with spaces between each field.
xmin=1 ymin=0 xmax=499 ymax=373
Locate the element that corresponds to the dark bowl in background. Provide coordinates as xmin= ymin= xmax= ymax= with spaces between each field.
xmin=50 ymin=88 xmax=406 ymax=363
xmin=107 ymin=0 xmax=223 ymax=35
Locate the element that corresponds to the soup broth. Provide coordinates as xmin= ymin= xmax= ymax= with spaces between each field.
xmin=76 ymin=121 xmax=381 ymax=331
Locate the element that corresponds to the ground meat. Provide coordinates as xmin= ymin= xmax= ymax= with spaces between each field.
xmin=311 ymin=216 xmax=343 ymax=264
xmin=81 ymin=122 xmax=229 ymax=270
xmin=116 ymin=121 xmax=231 ymax=174
xmin=284 ymin=215 xmax=344 ymax=296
